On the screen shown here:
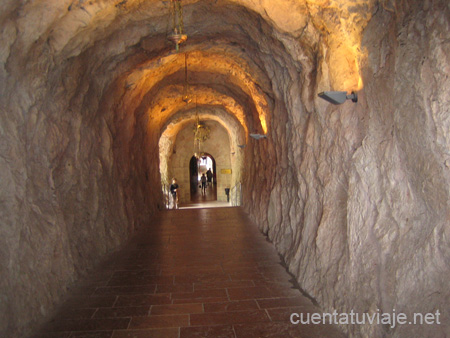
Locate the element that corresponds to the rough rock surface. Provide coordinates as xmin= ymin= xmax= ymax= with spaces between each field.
xmin=0 ymin=0 xmax=448 ymax=337
xmin=244 ymin=1 xmax=450 ymax=337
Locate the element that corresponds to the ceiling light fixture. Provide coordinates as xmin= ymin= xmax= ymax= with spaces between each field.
xmin=193 ymin=98 xmax=210 ymax=158
xmin=318 ymin=91 xmax=358 ymax=105
xmin=167 ymin=0 xmax=187 ymax=52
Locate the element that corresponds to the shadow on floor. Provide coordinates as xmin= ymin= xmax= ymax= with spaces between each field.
xmin=34 ymin=207 xmax=345 ymax=338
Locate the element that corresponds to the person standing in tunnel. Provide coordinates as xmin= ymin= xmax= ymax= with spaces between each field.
xmin=201 ymin=173 xmax=207 ymax=195
xmin=206 ymin=168 xmax=213 ymax=187
xmin=170 ymin=178 xmax=179 ymax=209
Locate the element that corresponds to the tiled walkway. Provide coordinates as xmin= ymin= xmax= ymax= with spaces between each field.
xmin=35 ymin=207 xmax=345 ymax=338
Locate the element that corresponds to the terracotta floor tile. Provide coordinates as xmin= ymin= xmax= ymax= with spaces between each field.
xmin=221 ymin=261 xmax=257 ymax=268
xmin=108 ymin=275 xmax=172 ymax=287
xmin=257 ymin=265 xmax=289 ymax=275
xmin=53 ymin=308 xmax=97 ymax=320
xmin=44 ymin=318 xmax=130 ymax=332
xmin=115 ymin=294 xmax=171 ymax=307
xmin=174 ymin=273 xmax=231 ymax=284
xmin=93 ymin=285 xmax=157 ymax=296
xmin=112 ymin=328 xmax=179 ymax=338
xmin=252 ymin=280 xmax=296 ymax=289
xmin=203 ymin=300 xmax=259 ymax=313
xmin=34 ymin=208 xmax=343 ymax=338
xmin=70 ymin=331 xmax=113 ymax=338
xmin=129 ymin=314 xmax=189 ymax=329
xmin=194 ymin=280 xmax=254 ymax=290
xmin=261 ymin=272 xmax=292 ymax=283
xmin=161 ymin=266 xmax=224 ymax=275
xmin=64 ymin=296 xmax=117 ymax=309
xmin=93 ymin=306 xmax=150 ymax=318
xmin=257 ymin=296 xmax=314 ymax=309
xmin=221 ymin=266 xmax=260 ymax=274
xmin=180 ymin=325 xmax=235 ymax=338
xmin=265 ymin=285 xmax=302 ymax=298
xmin=228 ymin=272 xmax=266 ymax=281
xmin=227 ymin=286 xmax=278 ymax=300
xmin=155 ymin=283 xmax=193 ymax=293
xmin=172 ymin=296 xmax=229 ymax=304
xmin=67 ymin=286 xmax=98 ymax=296
xmin=257 ymin=260 xmax=284 ymax=267
xmin=77 ymin=272 xmax=115 ymax=288
xmin=109 ymin=270 xmax=163 ymax=279
xmin=234 ymin=321 xmax=346 ymax=338
xmin=171 ymin=288 xmax=228 ymax=300
xmin=33 ymin=332 xmax=71 ymax=338
xmin=234 ymin=322 xmax=301 ymax=338
xmin=190 ymin=309 xmax=269 ymax=326
xmin=109 ymin=264 xmax=161 ymax=272
xmin=150 ymin=303 xmax=204 ymax=315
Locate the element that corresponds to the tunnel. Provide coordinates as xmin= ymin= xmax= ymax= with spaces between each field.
xmin=0 ymin=0 xmax=449 ymax=337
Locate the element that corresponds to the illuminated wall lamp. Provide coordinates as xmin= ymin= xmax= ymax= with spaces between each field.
xmin=249 ymin=134 xmax=267 ymax=140
xmin=318 ymin=91 xmax=358 ymax=105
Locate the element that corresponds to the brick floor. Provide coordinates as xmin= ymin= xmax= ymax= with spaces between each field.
xmin=34 ymin=207 xmax=345 ymax=338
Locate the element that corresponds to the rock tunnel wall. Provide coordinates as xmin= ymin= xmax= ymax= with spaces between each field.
xmin=0 ymin=21 xmax=160 ymax=338
xmin=243 ymin=2 xmax=449 ymax=337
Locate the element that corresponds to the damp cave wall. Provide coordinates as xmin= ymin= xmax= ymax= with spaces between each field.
xmin=242 ymin=2 xmax=449 ymax=337
xmin=0 ymin=34 xmax=161 ymax=337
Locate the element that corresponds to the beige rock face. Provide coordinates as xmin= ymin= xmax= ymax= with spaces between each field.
xmin=0 ymin=0 xmax=449 ymax=337
xmin=248 ymin=2 xmax=450 ymax=338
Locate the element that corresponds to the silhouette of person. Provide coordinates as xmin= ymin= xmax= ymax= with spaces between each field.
xmin=201 ymin=173 xmax=207 ymax=195
xmin=170 ymin=178 xmax=179 ymax=209
xmin=206 ymin=168 xmax=213 ymax=186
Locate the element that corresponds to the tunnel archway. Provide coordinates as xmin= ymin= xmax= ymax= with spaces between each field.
xmin=163 ymin=118 xmax=233 ymax=204
xmin=189 ymin=153 xmax=217 ymax=203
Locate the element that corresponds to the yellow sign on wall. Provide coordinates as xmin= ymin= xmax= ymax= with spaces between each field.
xmin=221 ymin=169 xmax=232 ymax=174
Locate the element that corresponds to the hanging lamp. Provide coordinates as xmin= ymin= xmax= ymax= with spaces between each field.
xmin=193 ymin=98 xmax=210 ymax=158
xmin=167 ymin=0 xmax=187 ymax=52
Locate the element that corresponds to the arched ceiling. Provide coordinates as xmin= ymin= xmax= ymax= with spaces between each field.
xmin=146 ymin=85 xmax=250 ymax=134
xmin=122 ymin=48 xmax=271 ymax=136
xmin=161 ymin=106 xmax=246 ymax=144
xmin=2 ymin=0 xmax=375 ymax=144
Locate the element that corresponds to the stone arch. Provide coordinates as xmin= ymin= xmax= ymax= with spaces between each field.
xmin=165 ymin=119 xmax=233 ymax=203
